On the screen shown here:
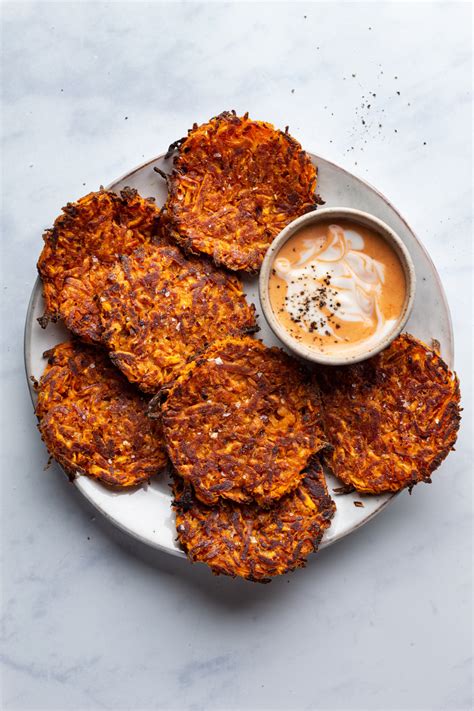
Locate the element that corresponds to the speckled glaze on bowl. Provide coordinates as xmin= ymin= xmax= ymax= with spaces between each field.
xmin=259 ymin=207 xmax=416 ymax=366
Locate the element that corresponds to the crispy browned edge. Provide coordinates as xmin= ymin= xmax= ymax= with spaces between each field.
xmin=316 ymin=333 xmax=461 ymax=494
xmin=172 ymin=458 xmax=336 ymax=582
xmin=162 ymin=110 xmax=318 ymax=273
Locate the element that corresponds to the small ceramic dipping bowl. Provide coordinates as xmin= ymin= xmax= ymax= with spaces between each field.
xmin=259 ymin=207 xmax=416 ymax=365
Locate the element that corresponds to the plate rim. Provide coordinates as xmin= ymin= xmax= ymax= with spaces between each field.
xmin=24 ymin=150 xmax=455 ymax=559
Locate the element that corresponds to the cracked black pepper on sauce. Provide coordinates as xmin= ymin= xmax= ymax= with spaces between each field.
xmin=268 ymin=220 xmax=406 ymax=355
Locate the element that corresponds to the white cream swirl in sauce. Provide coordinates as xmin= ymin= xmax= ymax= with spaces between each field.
xmin=274 ymin=224 xmax=397 ymax=344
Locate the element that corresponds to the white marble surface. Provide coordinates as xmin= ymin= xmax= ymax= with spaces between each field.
xmin=1 ymin=2 xmax=472 ymax=710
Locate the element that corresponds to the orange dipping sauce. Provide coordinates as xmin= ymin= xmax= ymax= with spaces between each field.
xmin=269 ymin=220 xmax=406 ymax=355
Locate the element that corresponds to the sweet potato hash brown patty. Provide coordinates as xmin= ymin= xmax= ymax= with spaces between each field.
xmin=35 ymin=341 xmax=168 ymax=487
xmin=37 ymin=188 xmax=164 ymax=342
xmin=173 ymin=459 xmax=335 ymax=582
xmin=162 ymin=336 xmax=327 ymax=506
xmin=164 ymin=111 xmax=317 ymax=272
xmin=99 ymin=243 xmax=257 ymax=394
xmin=315 ymin=334 xmax=461 ymax=494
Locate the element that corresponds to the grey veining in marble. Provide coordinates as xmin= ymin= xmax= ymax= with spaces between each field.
xmin=1 ymin=2 xmax=472 ymax=710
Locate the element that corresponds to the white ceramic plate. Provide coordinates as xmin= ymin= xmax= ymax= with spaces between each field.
xmin=24 ymin=152 xmax=454 ymax=559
